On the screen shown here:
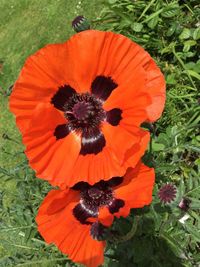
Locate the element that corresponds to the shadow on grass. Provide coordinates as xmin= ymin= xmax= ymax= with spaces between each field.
xmin=105 ymin=210 xmax=186 ymax=267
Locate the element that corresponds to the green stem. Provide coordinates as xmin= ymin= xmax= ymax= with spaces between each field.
xmin=172 ymin=46 xmax=197 ymax=90
xmin=137 ymin=0 xmax=156 ymax=21
xmin=109 ymin=216 xmax=139 ymax=244
xmin=141 ymin=8 xmax=164 ymax=23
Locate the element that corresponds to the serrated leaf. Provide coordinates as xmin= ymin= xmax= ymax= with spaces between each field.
xmin=162 ymin=5 xmax=180 ymax=18
xmin=161 ymin=233 xmax=183 ymax=256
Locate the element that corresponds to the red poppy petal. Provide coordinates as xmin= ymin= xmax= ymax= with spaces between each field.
xmin=9 ymin=43 xmax=73 ymax=133
xmin=98 ymin=31 xmax=165 ymax=122
xmin=91 ymin=31 xmax=148 ymax=83
xmin=98 ymin=203 xmax=129 ymax=226
xmin=114 ymin=206 xmax=131 ymax=219
xmin=71 ymin=147 xmax=125 ymax=185
xmin=102 ymin=123 xmax=149 ymax=167
xmin=115 ymin=162 xmax=155 ymax=210
xmin=103 ymin=67 xmax=149 ymax=111
xmin=98 ymin=164 xmax=154 ymax=222
xmin=98 ymin=207 xmax=114 ymax=227
xmin=144 ymin=58 xmax=166 ymax=121
xmin=103 ymin=69 xmax=152 ymax=128
xmin=123 ymin=130 xmax=150 ymax=169
xmin=64 ymin=30 xmax=114 ymax=93
xmin=36 ymin=189 xmax=105 ymax=267
xmin=23 ymin=103 xmax=81 ymax=188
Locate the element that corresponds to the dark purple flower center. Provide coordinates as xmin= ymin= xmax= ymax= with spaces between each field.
xmin=51 ymin=76 xmax=122 ymax=155
xmin=87 ymin=187 xmax=104 ymax=199
xmin=64 ymin=93 xmax=106 ymax=131
xmin=80 ymin=183 xmax=113 ymax=213
xmin=72 ymin=101 xmax=90 ymax=120
xmin=72 ymin=178 xmax=124 ymax=224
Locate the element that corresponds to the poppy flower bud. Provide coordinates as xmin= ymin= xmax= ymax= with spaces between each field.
xmin=178 ymin=198 xmax=191 ymax=212
xmin=72 ymin=16 xmax=90 ymax=32
xmin=158 ymin=183 xmax=177 ymax=204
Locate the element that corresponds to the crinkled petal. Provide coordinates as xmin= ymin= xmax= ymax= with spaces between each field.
xmin=113 ymin=162 xmax=155 ymax=218
xmin=36 ymin=189 xmax=105 ymax=267
xmin=23 ymin=103 xmax=81 ymax=188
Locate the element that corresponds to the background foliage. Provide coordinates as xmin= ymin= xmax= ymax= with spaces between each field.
xmin=0 ymin=0 xmax=200 ymax=266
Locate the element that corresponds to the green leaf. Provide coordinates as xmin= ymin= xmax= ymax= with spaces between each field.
xmin=162 ymin=5 xmax=180 ymax=18
xmin=193 ymin=27 xmax=200 ymax=40
xmin=161 ymin=233 xmax=183 ymax=256
xmin=183 ymin=40 xmax=196 ymax=52
xmin=189 ymin=197 xmax=200 ymax=209
xmin=166 ymin=24 xmax=176 ymax=37
xmin=108 ymin=0 xmax=117 ymax=4
xmin=132 ymin=237 xmax=153 ymax=263
xmin=147 ymin=16 xmax=159 ymax=29
xmin=131 ymin=22 xmax=143 ymax=32
xmin=166 ymin=73 xmax=176 ymax=85
xmin=179 ymin=28 xmax=191 ymax=40
xmin=152 ymin=140 xmax=165 ymax=151
xmin=184 ymin=224 xmax=200 ymax=242
xmin=187 ymin=70 xmax=200 ymax=80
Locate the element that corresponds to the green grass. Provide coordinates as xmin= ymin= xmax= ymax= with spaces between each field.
xmin=0 ymin=0 xmax=104 ymax=167
xmin=0 ymin=0 xmax=200 ymax=266
xmin=0 ymin=1 xmax=104 ymax=266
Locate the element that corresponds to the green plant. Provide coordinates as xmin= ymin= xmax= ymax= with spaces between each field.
xmin=0 ymin=0 xmax=200 ymax=266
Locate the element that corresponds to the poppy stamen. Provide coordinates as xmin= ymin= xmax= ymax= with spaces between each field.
xmin=64 ymin=92 xmax=106 ymax=131
xmin=52 ymin=76 xmax=121 ymax=153
xmin=72 ymin=178 xmax=124 ymax=224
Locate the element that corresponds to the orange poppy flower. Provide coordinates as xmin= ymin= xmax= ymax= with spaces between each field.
xmin=10 ymin=30 xmax=165 ymax=187
xmin=36 ymin=162 xmax=155 ymax=267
